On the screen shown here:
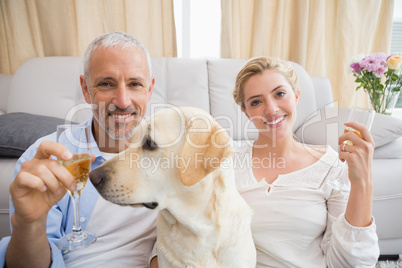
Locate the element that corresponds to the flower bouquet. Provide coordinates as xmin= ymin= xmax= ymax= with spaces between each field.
xmin=349 ymin=52 xmax=402 ymax=114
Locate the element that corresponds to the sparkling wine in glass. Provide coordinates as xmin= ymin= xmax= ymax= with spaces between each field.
xmin=326 ymin=106 xmax=375 ymax=192
xmin=56 ymin=124 xmax=96 ymax=251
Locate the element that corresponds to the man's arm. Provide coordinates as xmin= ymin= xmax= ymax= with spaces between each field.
xmin=6 ymin=214 xmax=51 ymax=267
xmin=5 ymin=141 xmax=76 ymax=268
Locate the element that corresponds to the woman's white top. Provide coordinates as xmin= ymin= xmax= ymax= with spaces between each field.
xmin=234 ymin=143 xmax=379 ymax=268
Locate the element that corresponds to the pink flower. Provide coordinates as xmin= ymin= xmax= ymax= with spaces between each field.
xmin=372 ymin=52 xmax=388 ymax=63
xmin=350 ymin=62 xmax=360 ymax=73
xmin=374 ymin=66 xmax=386 ymax=78
xmin=360 ymin=53 xmax=388 ymax=74
xmin=360 ymin=58 xmax=375 ymax=72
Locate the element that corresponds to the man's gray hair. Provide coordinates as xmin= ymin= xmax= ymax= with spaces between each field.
xmin=83 ymin=31 xmax=152 ymax=82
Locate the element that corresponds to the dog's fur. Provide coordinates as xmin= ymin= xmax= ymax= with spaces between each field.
xmin=90 ymin=106 xmax=256 ymax=267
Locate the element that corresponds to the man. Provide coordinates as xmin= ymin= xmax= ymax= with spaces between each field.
xmin=0 ymin=31 xmax=158 ymax=267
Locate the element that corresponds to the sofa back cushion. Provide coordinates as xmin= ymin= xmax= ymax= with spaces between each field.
xmin=7 ymin=57 xmax=85 ymax=120
xmin=148 ymin=57 xmax=210 ymax=116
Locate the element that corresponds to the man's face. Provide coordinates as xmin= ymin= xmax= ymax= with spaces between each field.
xmin=81 ymin=46 xmax=154 ymax=143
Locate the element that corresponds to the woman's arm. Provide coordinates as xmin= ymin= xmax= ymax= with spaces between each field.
xmin=150 ymin=256 xmax=158 ymax=268
xmin=340 ymin=121 xmax=374 ymax=227
xmin=322 ymin=121 xmax=379 ymax=267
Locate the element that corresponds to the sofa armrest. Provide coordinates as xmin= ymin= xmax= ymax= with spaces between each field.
xmin=0 ymin=158 xmax=17 ymax=238
xmin=372 ymin=159 xmax=402 ymax=244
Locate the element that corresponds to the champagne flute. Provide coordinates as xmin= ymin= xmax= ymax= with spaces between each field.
xmin=326 ymin=106 xmax=375 ymax=192
xmin=56 ymin=124 xmax=96 ymax=251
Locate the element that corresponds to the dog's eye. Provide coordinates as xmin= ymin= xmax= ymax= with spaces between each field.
xmin=143 ymin=137 xmax=158 ymax=151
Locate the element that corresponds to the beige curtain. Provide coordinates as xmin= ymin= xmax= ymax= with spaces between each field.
xmin=0 ymin=0 xmax=177 ymax=74
xmin=221 ymin=0 xmax=394 ymax=108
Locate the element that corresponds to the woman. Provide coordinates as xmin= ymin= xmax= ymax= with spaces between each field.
xmin=232 ymin=56 xmax=379 ymax=267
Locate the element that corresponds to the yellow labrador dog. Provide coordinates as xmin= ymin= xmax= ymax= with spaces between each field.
xmin=89 ymin=106 xmax=256 ymax=267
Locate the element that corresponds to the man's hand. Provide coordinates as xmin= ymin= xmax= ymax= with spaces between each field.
xmin=10 ymin=141 xmax=77 ymax=224
xmin=6 ymin=141 xmax=77 ymax=268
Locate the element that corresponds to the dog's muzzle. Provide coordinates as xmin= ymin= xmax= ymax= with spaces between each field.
xmin=89 ymin=168 xmax=105 ymax=190
xmin=90 ymin=166 xmax=159 ymax=210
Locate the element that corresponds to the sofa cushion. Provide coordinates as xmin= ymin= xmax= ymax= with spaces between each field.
xmin=294 ymin=107 xmax=402 ymax=153
xmin=0 ymin=113 xmax=70 ymax=157
xmin=147 ymin=57 xmax=210 ymax=116
xmin=207 ymin=58 xmax=254 ymax=141
xmin=6 ymin=57 xmax=85 ymax=120
xmin=310 ymin=77 xmax=334 ymax=110
xmin=373 ymin=138 xmax=402 ymax=159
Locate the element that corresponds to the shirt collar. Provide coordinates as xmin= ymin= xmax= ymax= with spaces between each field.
xmin=83 ymin=118 xmax=103 ymax=160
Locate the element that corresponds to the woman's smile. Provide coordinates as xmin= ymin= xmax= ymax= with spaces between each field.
xmin=264 ymin=115 xmax=287 ymax=127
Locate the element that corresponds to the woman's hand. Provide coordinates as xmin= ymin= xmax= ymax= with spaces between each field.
xmin=338 ymin=121 xmax=375 ymax=188
xmin=339 ymin=121 xmax=375 ymax=227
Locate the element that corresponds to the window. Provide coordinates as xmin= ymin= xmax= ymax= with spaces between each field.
xmin=174 ymin=0 xmax=221 ymax=58
xmin=392 ymin=0 xmax=402 ymax=108
xmin=391 ymin=21 xmax=402 ymax=54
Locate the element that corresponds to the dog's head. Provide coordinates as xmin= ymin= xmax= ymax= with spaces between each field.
xmin=89 ymin=106 xmax=234 ymax=209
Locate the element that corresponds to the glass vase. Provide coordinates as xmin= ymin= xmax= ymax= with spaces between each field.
xmin=369 ymin=85 xmax=400 ymax=115
xmin=381 ymin=85 xmax=400 ymax=115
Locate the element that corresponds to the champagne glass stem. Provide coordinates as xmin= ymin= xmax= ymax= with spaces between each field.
xmin=71 ymin=193 xmax=82 ymax=234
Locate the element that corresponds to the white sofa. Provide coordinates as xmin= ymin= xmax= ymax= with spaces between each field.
xmin=1 ymin=56 xmax=402 ymax=257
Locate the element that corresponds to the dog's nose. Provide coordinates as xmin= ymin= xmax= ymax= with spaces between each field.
xmin=89 ymin=168 xmax=104 ymax=187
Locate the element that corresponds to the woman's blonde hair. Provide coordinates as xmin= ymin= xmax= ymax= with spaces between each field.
xmin=233 ymin=56 xmax=299 ymax=109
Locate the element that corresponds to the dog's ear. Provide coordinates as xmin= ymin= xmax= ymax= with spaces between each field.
xmin=178 ymin=115 xmax=234 ymax=186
